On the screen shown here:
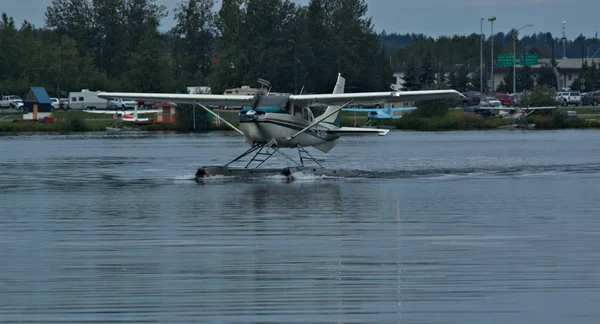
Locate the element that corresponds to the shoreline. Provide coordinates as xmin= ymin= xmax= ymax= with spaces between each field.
xmin=1 ymin=109 xmax=600 ymax=134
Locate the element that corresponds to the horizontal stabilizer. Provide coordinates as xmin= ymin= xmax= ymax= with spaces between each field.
xmin=328 ymin=127 xmax=390 ymax=136
xmin=342 ymin=107 xmax=417 ymax=113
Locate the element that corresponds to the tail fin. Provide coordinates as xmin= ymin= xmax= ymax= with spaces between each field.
xmin=321 ymin=74 xmax=345 ymax=127
xmin=387 ymin=103 xmax=392 ymax=117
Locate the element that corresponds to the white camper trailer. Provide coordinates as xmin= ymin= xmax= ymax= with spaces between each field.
xmin=67 ymin=89 xmax=109 ymax=110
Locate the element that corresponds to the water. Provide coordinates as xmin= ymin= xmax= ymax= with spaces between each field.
xmin=1 ymin=130 xmax=600 ymax=323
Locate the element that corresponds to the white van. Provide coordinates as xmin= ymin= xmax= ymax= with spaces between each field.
xmin=67 ymin=89 xmax=108 ymax=110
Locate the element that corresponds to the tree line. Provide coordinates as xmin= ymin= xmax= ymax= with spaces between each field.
xmin=0 ymin=0 xmax=389 ymax=98
xmin=393 ymin=30 xmax=600 ymax=93
xmin=1 ymin=0 xmax=599 ymax=99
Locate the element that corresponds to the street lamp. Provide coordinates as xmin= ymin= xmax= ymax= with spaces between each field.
xmin=488 ymin=16 xmax=496 ymax=92
xmin=513 ymin=24 xmax=533 ymax=95
xmin=288 ymin=39 xmax=297 ymax=94
xmin=480 ymin=18 xmax=484 ymax=93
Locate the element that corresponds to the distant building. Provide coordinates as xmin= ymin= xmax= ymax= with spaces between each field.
xmin=393 ymin=58 xmax=600 ymax=93
xmin=491 ymin=58 xmax=600 ymax=92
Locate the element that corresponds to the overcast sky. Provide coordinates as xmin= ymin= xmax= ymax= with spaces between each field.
xmin=4 ymin=0 xmax=599 ymax=39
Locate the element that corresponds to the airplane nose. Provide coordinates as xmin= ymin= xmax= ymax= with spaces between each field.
xmin=246 ymin=110 xmax=257 ymax=119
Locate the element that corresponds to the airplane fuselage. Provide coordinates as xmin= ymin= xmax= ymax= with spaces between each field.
xmin=239 ymin=109 xmax=339 ymax=148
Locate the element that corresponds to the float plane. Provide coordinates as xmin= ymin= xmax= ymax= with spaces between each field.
xmin=478 ymin=106 xmax=557 ymax=129
xmin=343 ymin=104 xmax=417 ymax=126
xmin=84 ymin=106 xmax=161 ymax=131
xmin=98 ymin=74 xmax=462 ymax=179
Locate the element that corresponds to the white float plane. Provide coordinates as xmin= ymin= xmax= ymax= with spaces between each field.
xmin=84 ymin=106 xmax=161 ymax=131
xmin=478 ymin=106 xmax=557 ymax=128
xmin=97 ymin=74 xmax=461 ymax=178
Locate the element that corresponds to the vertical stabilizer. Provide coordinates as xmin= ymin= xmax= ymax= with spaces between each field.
xmin=321 ymin=74 xmax=345 ymax=127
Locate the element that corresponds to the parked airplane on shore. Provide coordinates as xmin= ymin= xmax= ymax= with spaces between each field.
xmin=343 ymin=104 xmax=417 ymax=126
xmin=97 ymin=74 xmax=462 ymax=178
xmin=83 ymin=106 xmax=161 ymax=130
xmin=478 ymin=106 xmax=558 ymax=128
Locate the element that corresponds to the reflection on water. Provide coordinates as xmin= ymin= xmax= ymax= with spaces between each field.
xmin=1 ymin=131 xmax=600 ymax=323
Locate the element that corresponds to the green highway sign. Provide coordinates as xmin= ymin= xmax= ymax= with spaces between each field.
xmin=497 ymin=54 xmax=514 ymax=67
xmin=520 ymin=54 xmax=538 ymax=66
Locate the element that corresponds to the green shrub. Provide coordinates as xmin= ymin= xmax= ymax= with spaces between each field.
xmin=521 ymin=85 xmax=557 ymax=108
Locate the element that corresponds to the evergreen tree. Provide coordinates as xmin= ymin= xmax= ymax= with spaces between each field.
xmin=455 ymin=65 xmax=470 ymax=92
xmin=171 ymin=0 xmax=217 ymax=86
xmin=0 ymin=13 xmax=19 ymax=92
xmin=537 ymin=65 xmax=557 ymax=89
xmin=402 ymin=59 xmax=420 ymax=90
xmin=93 ymin=0 xmax=128 ymax=76
xmin=447 ymin=70 xmax=458 ymax=90
xmin=419 ymin=51 xmax=435 ymax=87
xmin=45 ymin=0 xmax=96 ymax=57
xmin=127 ymin=29 xmax=174 ymax=92
xmin=209 ymin=0 xmax=246 ymax=92
xmin=436 ymin=64 xmax=446 ymax=85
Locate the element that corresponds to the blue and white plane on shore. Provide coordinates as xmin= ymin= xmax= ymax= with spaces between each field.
xmin=343 ymin=104 xmax=417 ymax=126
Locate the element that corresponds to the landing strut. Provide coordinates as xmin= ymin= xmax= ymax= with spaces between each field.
xmin=195 ymin=141 xmax=351 ymax=180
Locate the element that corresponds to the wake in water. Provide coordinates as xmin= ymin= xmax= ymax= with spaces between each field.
xmin=357 ymin=163 xmax=600 ymax=179
xmin=181 ymin=162 xmax=600 ymax=183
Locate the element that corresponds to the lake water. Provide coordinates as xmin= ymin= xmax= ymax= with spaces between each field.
xmin=1 ymin=130 xmax=600 ymax=323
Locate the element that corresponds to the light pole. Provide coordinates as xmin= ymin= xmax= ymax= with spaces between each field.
xmin=513 ymin=24 xmax=533 ymax=95
xmin=288 ymin=39 xmax=297 ymax=94
xmin=488 ymin=17 xmax=496 ymax=93
xmin=480 ymin=18 xmax=484 ymax=93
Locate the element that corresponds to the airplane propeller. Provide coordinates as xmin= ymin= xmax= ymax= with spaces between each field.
xmin=246 ymin=93 xmax=262 ymax=120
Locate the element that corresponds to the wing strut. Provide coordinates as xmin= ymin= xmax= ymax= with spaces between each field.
xmin=288 ymin=99 xmax=354 ymax=140
xmin=195 ymin=102 xmax=244 ymax=135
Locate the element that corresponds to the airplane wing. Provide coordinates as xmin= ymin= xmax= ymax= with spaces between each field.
xmin=327 ymin=127 xmax=390 ymax=136
xmin=516 ymin=106 xmax=557 ymax=110
xmin=342 ymin=107 xmax=417 ymax=113
xmin=83 ymin=110 xmax=121 ymax=114
xmin=290 ymin=90 xmax=462 ymax=106
xmin=97 ymin=92 xmax=255 ymax=107
xmin=83 ymin=109 xmax=162 ymax=114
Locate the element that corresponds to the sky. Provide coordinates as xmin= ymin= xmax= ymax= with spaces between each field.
xmin=3 ymin=0 xmax=600 ymax=39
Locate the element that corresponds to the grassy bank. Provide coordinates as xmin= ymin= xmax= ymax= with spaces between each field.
xmin=393 ymin=110 xmax=600 ymax=131
xmin=2 ymin=109 xmax=600 ymax=134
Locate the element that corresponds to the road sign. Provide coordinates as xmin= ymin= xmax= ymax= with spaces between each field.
xmin=497 ymin=54 xmax=514 ymax=67
xmin=519 ymin=54 xmax=538 ymax=66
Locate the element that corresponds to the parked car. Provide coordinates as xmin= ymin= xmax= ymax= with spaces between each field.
xmin=13 ymin=99 xmax=24 ymax=111
xmin=486 ymin=96 xmax=502 ymax=107
xmin=58 ymin=98 xmax=69 ymax=110
xmin=464 ymin=105 xmax=496 ymax=118
xmin=581 ymin=91 xmax=600 ymax=106
xmin=0 ymin=95 xmax=22 ymax=108
xmin=557 ymin=91 xmax=581 ymax=106
xmin=50 ymin=98 xmax=60 ymax=110
xmin=460 ymin=91 xmax=482 ymax=107
xmin=489 ymin=93 xmax=513 ymax=106
xmin=109 ymin=98 xmax=138 ymax=109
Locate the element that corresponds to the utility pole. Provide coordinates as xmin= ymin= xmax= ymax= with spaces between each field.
xmin=480 ymin=18 xmax=484 ymax=93
xmin=561 ymin=21 xmax=567 ymax=59
xmin=488 ymin=17 xmax=496 ymax=92
xmin=514 ymin=25 xmax=533 ymax=95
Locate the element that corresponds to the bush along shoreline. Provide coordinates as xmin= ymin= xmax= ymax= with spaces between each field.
xmin=391 ymin=111 xmax=600 ymax=131
xmin=2 ymin=109 xmax=600 ymax=134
